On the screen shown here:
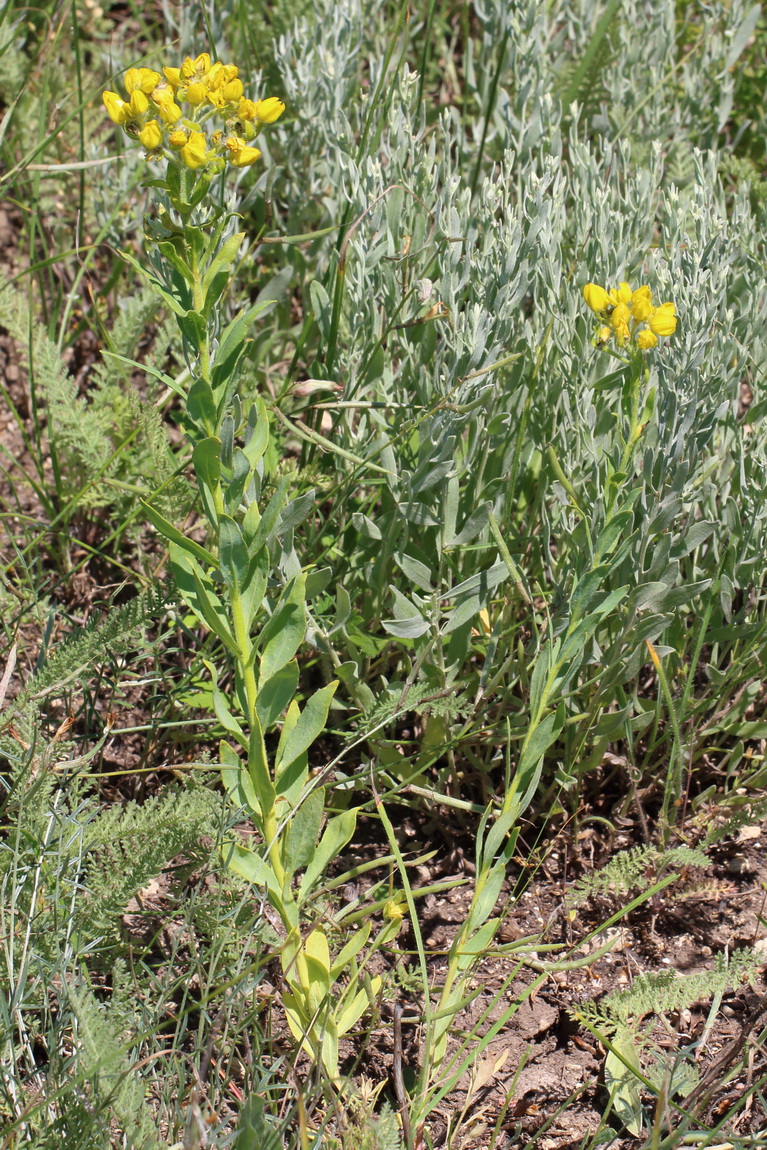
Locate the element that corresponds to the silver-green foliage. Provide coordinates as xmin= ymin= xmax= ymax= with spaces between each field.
xmin=265 ymin=0 xmax=767 ymax=781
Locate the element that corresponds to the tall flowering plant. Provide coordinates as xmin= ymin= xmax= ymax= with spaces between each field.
xmin=582 ymin=278 xmax=678 ymax=513
xmin=103 ymin=57 xmax=388 ymax=1085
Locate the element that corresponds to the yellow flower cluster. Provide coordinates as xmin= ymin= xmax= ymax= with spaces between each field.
xmin=102 ymin=54 xmax=285 ymax=172
xmin=583 ymin=281 xmax=677 ymax=351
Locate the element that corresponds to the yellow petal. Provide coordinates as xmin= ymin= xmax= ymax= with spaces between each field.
xmin=180 ymin=130 xmax=208 ymax=169
xmin=129 ymin=89 xmax=149 ymax=116
xmin=180 ymin=56 xmax=197 ymax=80
xmin=139 ymin=119 xmax=163 ymax=149
xmin=186 ymin=82 xmax=207 ymax=106
xmin=636 ymin=329 xmax=658 ymax=349
xmin=223 ymin=79 xmax=244 ymax=102
xmin=631 ymin=285 xmax=653 ymax=321
xmin=102 ymin=90 xmax=130 ymax=124
xmin=163 ymin=66 xmax=182 ymax=88
xmin=254 ymin=97 xmax=285 ymax=123
xmin=583 ymin=282 xmax=612 ymax=313
xmin=225 ymin=134 xmax=261 ymax=167
xmin=609 ymin=302 xmax=630 ymax=329
xmin=615 ymin=281 xmax=632 ymax=305
xmin=125 ymin=67 xmax=159 ymax=94
xmin=195 ymin=52 xmax=212 ymax=74
xmin=648 ymin=302 xmax=677 ymax=337
xmin=614 ymin=321 xmax=630 ymax=347
xmin=237 ymin=98 xmax=257 ymax=121
xmin=169 ymin=128 xmax=188 ymax=148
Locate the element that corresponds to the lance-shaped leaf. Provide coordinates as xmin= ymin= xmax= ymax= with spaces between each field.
xmin=275 ymin=681 xmax=338 ymax=776
xmin=169 ymin=543 xmax=240 ymax=656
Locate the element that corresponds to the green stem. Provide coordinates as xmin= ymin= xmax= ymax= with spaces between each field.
xmin=191 ymin=246 xmax=213 ymax=385
xmin=230 ymin=584 xmax=287 ymax=891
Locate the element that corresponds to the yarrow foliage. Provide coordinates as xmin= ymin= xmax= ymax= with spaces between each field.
xmin=102 ymin=54 xmax=285 ymax=171
xmin=583 ymin=280 xmax=677 ymax=351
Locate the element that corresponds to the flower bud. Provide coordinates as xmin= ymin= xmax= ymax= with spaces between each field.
xmin=129 ymin=89 xmax=149 ymax=116
xmin=583 ymin=282 xmax=612 ymax=313
xmin=103 ymin=90 xmax=130 ymax=124
xmin=186 ymin=81 xmax=207 ymax=106
xmin=631 ymin=285 xmax=653 ymax=321
xmin=125 ymin=67 xmax=160 ymax=94
xmin=223 ymin=79 xmax=244 ymax=102
xmin=254 ymin=97 xmax=285 ymax=123
xmin=139 ymin=119 xmax=163 ymax=149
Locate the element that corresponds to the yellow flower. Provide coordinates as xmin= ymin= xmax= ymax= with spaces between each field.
xmin=180 ymin=130 xmax=208 ymax=169
xmin=609 ymin=302 xmax=630 ymax=330
xmin=597 ymin=325 xmax=611 ymax=344
xmin=648 ymin=302 xmax=677 ymax=337
xmin=151 ymin=85 xmax=181 ymax=121
xmin=163 ymin=66 xmax=182 ymax=88
xmin=237 ymin=98 xmax=258 ymax=121
xmin=222 ymin=78 xmax=244 ymax=102
xmin=583 ymin=283 xmax=612 ymax=313
xmin=168 ymin=128 xmax=188 ymax=148
xmin=609 ymin=281 xmax=633 ymax=306
xmin=103 ymin=90 xmax=130 ymax=124
xmin=128 ymin=89 xmax=149 ymax=116
xmin=636 ymin=329 xmax=658 ymax=350
xmin=186 ymin=81 xmax=207 ymax=106
xmin=631 ymin=285 xmax=653 ymax=321
xmin=138 ymin=119 xmax=163 ymax=150
xmin=613 ymin=320 xmax=630 ymax=347
xmin=181 ymin=52 xmax=211 ymax=80
xmin=124 ymin=67 xmax=160 ymax=95
xmin=225 ymin=135 xmax=261 ymax=167
xmin=254 ymin=97 xmax=285 ymax=123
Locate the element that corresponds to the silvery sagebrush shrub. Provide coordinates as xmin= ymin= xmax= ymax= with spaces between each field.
xmin=262 ymin=0 xmax=767 ymax=798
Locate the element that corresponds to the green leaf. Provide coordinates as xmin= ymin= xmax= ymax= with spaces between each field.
xmin=249 ymin=716 xmax=276 ymax=814
xmin=309 ymin=279 xmax=331 ymax=338
xmin=256 ymin=661 xmax=299 ymax=730
xmin=186 ymin=377 xmax=217 ymax=436
xmin=337 ymin=977 xmax=380 ymax=1036
xmin=211 ymin=302 xmax=271 ymax=392
xmin=201 ymin=231 xmax=244 ymax=310
xmin=193 ymin=437 xmax=222 ymax=525
xmin=169 ymin=544 xmax=241 ymax=656
xmin=222 ymin=840 xmax=280 ymax=895
xmin=276 ymin=682 xmax=338 ymax=775
xmin=219 ymin=514 xmax=249 ymax=592
xmin=569 ymin=564 xmax=610 ymax=623
xmin=299 ymin=806 xmax=357 ymax=902
xmin=283 ymin=787 xmax=325 ymax=879
xmin=259 ymin=576 xmax=307 ymax=685
xmin=279 ymin=491 xmax=316 ymax=534
xmin=142 ymin=500 xmax=217 ymax=568
xmin=245 ymin=474 xmax=292 ymax=553
xmin=329 ymin=923 xmax=371 ymax=981
xmin=205 ymin=662 xmax=246 ymax=746
xmin=606 ymin=1028 xmax=643 ymax=1136
xmin=234 ymin=1096 xmax=283 ymax=1150
xmin=117 ymin=247 xmax=187 ymax=316
xmin=220 ymin=740 xmax=260 ymax=817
